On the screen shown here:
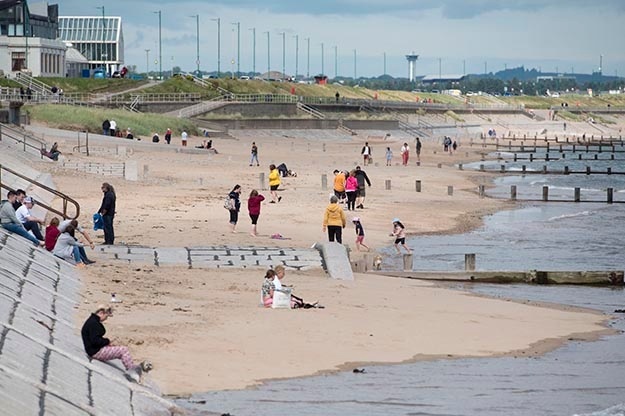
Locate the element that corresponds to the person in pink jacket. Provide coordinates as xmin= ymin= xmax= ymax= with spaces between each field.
xmin=345 ymin=170 xmax=358 ymax=211
xmin=247 ymin=189 xmax=265 ymax=236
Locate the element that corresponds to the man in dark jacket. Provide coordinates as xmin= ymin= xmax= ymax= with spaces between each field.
xmin=81 ymin=305 xmax=147 ymax=381
xmin=98 ymin=182 xmax=116 ymax=245
xmin=354 ymin=166 xmax=371 ymax=209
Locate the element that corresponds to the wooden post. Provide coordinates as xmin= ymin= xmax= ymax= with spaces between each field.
xmin=437 ymin=163 xmax=442 ymax=168
xmin=385 ymin=179 xmax=391 ymax=190
xmin=607 ymin=167 xmax=612 ymax=175
xmin=586 ymin=166 xmax=591 ymax=175
xmin=510 ymin=185 xmax=517 ymax=200
xmin=522 ymin=165 xmax=526 ymax=174
xmin=447 ymin=186 xmax=453 ymax=196
xmin=259 ymin=172 xmax=266 ymax=190
xmin=500 ymin=165 xmax=505 ymax=173
xmin=480 ymin=164 xmax=484 ymax=171
xmin=564 ymin=166 xmax=569 ymax=175
xmin=574 ymin=187 xmax=580 ymax=202
xmin=415 ymin=180 xmax=421 ymax=192
xmin=321 ymin=174 xmax=327 ymax=190
xmin=529 ymin=153 xmax=533 ymax=162
xmin=458 ymin=163 xmax=463 ymax=170
xmin=465 ymin=253 xmax=476 ymax=271
xmin=607 ymin=188 xmax=614 ymax=204
xmin=542 ymin=186 xmax=549 ymax=201
xmin=514 ymin=153 xmax=517 ymax=162
xmin=322 ymin=143 xmax=326 ymax=152
xmin=542 ymin=165 xmax=547 ymax=174
xmin=478 ymin=185 xmax=485 ymax=198
xmin=402 ymin=253 xmax=413 ymax=271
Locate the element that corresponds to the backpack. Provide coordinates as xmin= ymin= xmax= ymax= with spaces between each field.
xmin=223 ymin=196 xmax=234 ymax=210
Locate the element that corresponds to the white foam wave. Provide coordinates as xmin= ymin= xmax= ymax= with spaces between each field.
xmin=547 ymin=210 xmax=593 ymax=221
xmin=572 ymin=402 xmax=625 ymax=416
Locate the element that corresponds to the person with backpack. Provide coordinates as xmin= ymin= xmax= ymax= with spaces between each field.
xmin=227 ymin=184 xmax=242 ymax=233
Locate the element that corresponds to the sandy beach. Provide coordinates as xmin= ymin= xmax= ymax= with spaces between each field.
xmin=31 ymin=124 xmax=609 ymax=395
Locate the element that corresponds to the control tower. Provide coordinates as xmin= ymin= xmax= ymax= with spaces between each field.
xmin=406 ymin=53 xmax=419 ymax=82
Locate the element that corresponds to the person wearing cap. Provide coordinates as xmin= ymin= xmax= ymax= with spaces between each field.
xmin=81 ymin=305 xmax=147 ymax=381
xmin=0 ymin=190 xmax=43 ymax=246
xmin=322 ymin=195 xmax=346 ymax=244
xmin=15 ymin=196 xmax=45 ymax=242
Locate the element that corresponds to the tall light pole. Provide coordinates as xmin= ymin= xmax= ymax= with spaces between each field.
xmin=249 ymin=27 xmax=256 ymax=75
xmin=293 ymin=34 xmax=299 ymax=79
xmin=264 ymin=31 xmax=270 ymax=77
xmin=145 ymin=49 xmax=150 ymax=74
xmin=190 ymin=15 xmax=200 ymax=74
xmin=320 ymin=42 xmax=324 ymax=76
xmin=383 ymin=52 xmax=386 ymax=75
xmin=463 ymin=59 xmax=466 ymax=76
xmin=154 ymin=10 xmax=162 ymax=80
xmin=438 ymin=57 xmax=442 ymax=82
xmin=353 ymin=49 xmax=357 ymax=80
xmin=305 ymin=37 xmax=310 ymax=78
xmin=211 ymin=18 xmax=221 ymax=77
xmin=232 ymin=22 xmax=240 ymax=77
xmin=96 ymin=6 xmax=105 ymax=72
xmin=280 ymin=31 xmax=286 ymax=78
xmin=334 ymin=45 xmax=338 ymax=79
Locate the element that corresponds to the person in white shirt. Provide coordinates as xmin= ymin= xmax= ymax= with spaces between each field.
xmin=109 ymin=119 xmax=117 ymax=137
xmin=15 ymin=196 xmax=44 ymax=241
xmin=181 ymin=131 xmax=188 ymax=147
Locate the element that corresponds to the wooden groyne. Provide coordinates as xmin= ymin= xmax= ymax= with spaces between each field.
xmin=374 ymin=270 xmax=624 ymax=285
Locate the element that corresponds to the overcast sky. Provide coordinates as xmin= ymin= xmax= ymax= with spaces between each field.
xmin=57 ymin=0 xmax=625 ymax=78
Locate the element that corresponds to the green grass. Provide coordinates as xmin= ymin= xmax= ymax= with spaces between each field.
xmin=27 ymin=105 xmax=197 ymax=137
xmin=38 ymin=77 xmax=149 ymax=94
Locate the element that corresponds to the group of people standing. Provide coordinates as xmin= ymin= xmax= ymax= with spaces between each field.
xmin=383 ymin=138 xmax=422 ymax=166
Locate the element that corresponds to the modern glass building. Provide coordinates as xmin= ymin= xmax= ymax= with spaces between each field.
xmin=0 ymin=0 xmax=66 ymax=77
xmin=58 ymin=16 xmax=124 ymax=74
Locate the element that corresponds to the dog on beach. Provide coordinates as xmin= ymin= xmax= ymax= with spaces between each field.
xmin=373 ymin=255 xmax=383 ymax=271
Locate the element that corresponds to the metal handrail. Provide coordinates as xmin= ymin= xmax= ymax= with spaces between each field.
xmin=0 ymin=164 xmax=80 ymax=220
xmin=0 ymin=123 xmax=46 ymax=158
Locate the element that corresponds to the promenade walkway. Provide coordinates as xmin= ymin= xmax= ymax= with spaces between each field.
xmin=0 ymin=228 xmax=179 ymax=415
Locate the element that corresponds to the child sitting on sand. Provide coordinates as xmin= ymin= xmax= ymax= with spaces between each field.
xmin=352 ymin=217 xmax=369 ymax=252
xmin=390 ymin=218 xmax=411 ymax=254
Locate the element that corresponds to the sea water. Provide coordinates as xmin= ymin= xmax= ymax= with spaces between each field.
xmin=176 ymin=148 xmax=625 ymax=416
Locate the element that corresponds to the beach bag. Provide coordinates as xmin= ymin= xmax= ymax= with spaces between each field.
xmin=223 ymin=196 xmax=234 ymax=210
xmin=272 ymin=287 xmax=292 ymax=309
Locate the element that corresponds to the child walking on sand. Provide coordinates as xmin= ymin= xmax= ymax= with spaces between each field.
xmin=385 ymin=147 xmax=393 ymax=166
xmin=352 ymin=217 xmax=370 ymax=251
xmin=390 ymin=218 xmax=411 ymax=254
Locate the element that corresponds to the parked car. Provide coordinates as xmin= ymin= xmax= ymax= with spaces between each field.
xmin=93 ymin=68 xmax=106 ymax=79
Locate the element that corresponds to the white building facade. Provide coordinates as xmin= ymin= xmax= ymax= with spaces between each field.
xmin=58 ymin=16 xmax=124 ymax=75
xmin=0 ymin=0 xmax=66 ymax=77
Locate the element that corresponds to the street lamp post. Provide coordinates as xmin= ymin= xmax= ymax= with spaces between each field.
xmin=211 ymin=18 xmax=221 ymax=77
xmin=96 ymin=6 xmax=105 ymax=72
xmin=190 ymin=15 xmax=200 ymax=74
xmin=249 ymin=27 xmax=256 ymax=75
xmin=145 ymin=49 xmax=150 ymax=74
xmin=293 ymin=34 xmax=299 ymax=79
xmin=154 ymin=10 xmax=162 ymax=80
xmin=305 ymin=37 xmax=310 ymax=78
xmin=264 ymin=31 xmax=270 ymax=77
xmin=232 ymin=22 xmax=240 ymax=77
xmin=334 ymin=45 xmax=338 ymax=79
xmin=321 ymin=42 xmax=324 ymax=76
xmin=353 ymin=49 xmax=357 ymax=80
xmin=383 ymin=52 xmax=386 ymax=75
xmin=280 ymin=31 xmax=286 ymax=78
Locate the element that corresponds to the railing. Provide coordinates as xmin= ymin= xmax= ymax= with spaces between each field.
xmin=14 ymin=72 xmax=52 ymax=97
xmin=0 ymin=123 xmax=47 ymax=158
xmin=0 ymin=164 xmax=80 ymax=219
xmin=182 ymin=73 xmax=213 ymax=88
xmin=296 ymin=102 xmax=325 ymax=119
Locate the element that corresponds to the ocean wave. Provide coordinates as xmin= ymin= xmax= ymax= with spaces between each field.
xmin=547 ymin=210 xmax=593 ymax=221
xmin=572 ymin=402 xmax=625 ymax=416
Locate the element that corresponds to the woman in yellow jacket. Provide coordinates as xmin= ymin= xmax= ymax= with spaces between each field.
xmin=322 ymin=195 xmax=346 ymax=243
xmin=268 ymin=164 xmax=281 ymax=203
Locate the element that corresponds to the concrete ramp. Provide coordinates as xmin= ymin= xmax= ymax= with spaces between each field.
xmin=0 ymin=228 xmax=178 ymax=414
xmin=315 ymin=242 xmax=354 ymax=280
